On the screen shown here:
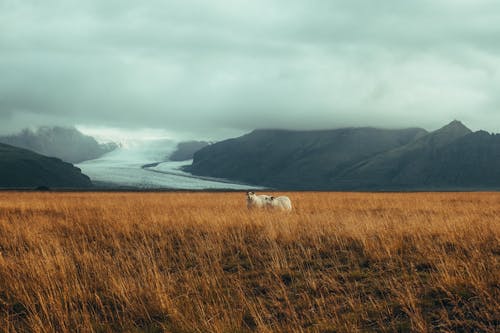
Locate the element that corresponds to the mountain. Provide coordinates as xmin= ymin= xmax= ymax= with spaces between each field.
xmin=188 ymin=120 xmax=500 ymax=190
xmin=187 ymin=127 xmax=428 ymax=188
xmin=333 ymin=121 xmax=474 ymax=189
xmin=0 ymin=127 xmax=118 ymax=164
xmin=0 ymin=143 xmax=93 ymax=188
xmin=169 ymin=141 xmax=209 ymax=161
xmin=411 ymin=130 xmax=500 ymax=188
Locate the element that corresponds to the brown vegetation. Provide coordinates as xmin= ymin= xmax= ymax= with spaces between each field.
xmin=0 ymin=192 xmax=498 ymax=332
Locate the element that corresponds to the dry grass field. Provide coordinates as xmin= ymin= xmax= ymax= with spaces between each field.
xmin=0 ymin=192 xmax=498 ymax=332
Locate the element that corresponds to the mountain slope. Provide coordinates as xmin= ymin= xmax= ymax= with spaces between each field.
xmin=169 ymin=141 xmax=209 ymax=161
xmin=416 ymin=130 xmax=500 ymax=188
xmin=0 ymin=127 xmax=117 ymax=164
xmin=188 ymin=127 xmax=428 ymax=188
xmin=334 ymin=121 xmax=473 ymax=189
xmin=0 ymin=143 xmax=92 ymax=188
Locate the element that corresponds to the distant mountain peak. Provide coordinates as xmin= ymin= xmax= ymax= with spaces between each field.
xmin=438 ymin=120 xmax=471 ymax=134
xmin=413 ymin=120 xmax=472 ymax=148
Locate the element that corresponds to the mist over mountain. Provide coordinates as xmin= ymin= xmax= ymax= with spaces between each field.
xmin=0 ymin=127 xmax=118 ymax=164
xmin=2 ymin=120 xmax=499 ymax=190
xmin=0 ymin=143 xmax=92 ymax=189
xmin=2 ymin=1 xmax=500 ymax=192
xmin=169 ymin=141 xmax=209 ymax=161
xmin=188 ymin=121 xmax=500 ymax=190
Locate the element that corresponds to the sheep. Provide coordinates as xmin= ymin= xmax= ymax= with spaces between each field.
xmin=266 ymin=195 xmax=293 ymax=211
xmin=246 ymin=191 xmax=272 ymax=209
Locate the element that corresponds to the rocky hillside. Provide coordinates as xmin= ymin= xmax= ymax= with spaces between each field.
xmin=0 ymin=127 xmax=117 ymax=164
xmin=0 ymin=143 xmax=93 ymax=188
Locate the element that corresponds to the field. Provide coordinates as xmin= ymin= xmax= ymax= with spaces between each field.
xmin=0 ymin=192 xmax=498 ymax=332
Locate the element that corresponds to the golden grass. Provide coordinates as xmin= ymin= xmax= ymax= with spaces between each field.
xmin=0 ymin=191 xmax=498 ymax=332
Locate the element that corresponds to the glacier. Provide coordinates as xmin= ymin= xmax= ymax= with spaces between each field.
xmin=77 ymin=138 xmax=260 ymax=190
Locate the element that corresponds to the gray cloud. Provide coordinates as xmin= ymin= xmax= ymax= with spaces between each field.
xmin=1 ymin=0 xmax=500 ymax=138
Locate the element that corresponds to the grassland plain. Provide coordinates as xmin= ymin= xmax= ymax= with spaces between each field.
xmin=0 ymin=192 xmax=498 ymax=332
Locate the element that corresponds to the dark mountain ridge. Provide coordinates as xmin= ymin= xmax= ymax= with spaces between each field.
xmin=188 ymin=126 xmax=428 ymax=188
xmin=0 ymin=143 xmax=93 ymax=188
xmin=188 ymin=121 xmax=500 ymax=190
xmin=418 ymin=130 xmax=500 ymax=188
xmin=332 ymin=121 xmax=474 ymax=189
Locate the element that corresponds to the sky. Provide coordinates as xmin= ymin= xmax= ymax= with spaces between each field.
xmin=1 ymin=0 xmax=500 ymax=140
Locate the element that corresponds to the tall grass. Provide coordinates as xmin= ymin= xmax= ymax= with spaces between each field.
xmin=0 ymin=192 xmax=498 ymax=332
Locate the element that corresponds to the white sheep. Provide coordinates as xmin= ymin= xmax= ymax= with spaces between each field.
xmin=266 ymin=195 xmax=293 ymax=211
xmin=246 ymin=191 xmax=272 ymax=209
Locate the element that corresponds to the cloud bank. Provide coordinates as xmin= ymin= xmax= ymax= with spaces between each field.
xmin=1 ymin=0 xmax=500 ymax=138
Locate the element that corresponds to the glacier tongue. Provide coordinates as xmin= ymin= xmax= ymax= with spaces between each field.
xmin=77 ymin=138 xmax=259 ymax=189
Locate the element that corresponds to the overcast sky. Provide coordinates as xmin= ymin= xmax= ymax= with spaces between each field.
xmin=1 ymin=0 xmax=500 ymax=139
